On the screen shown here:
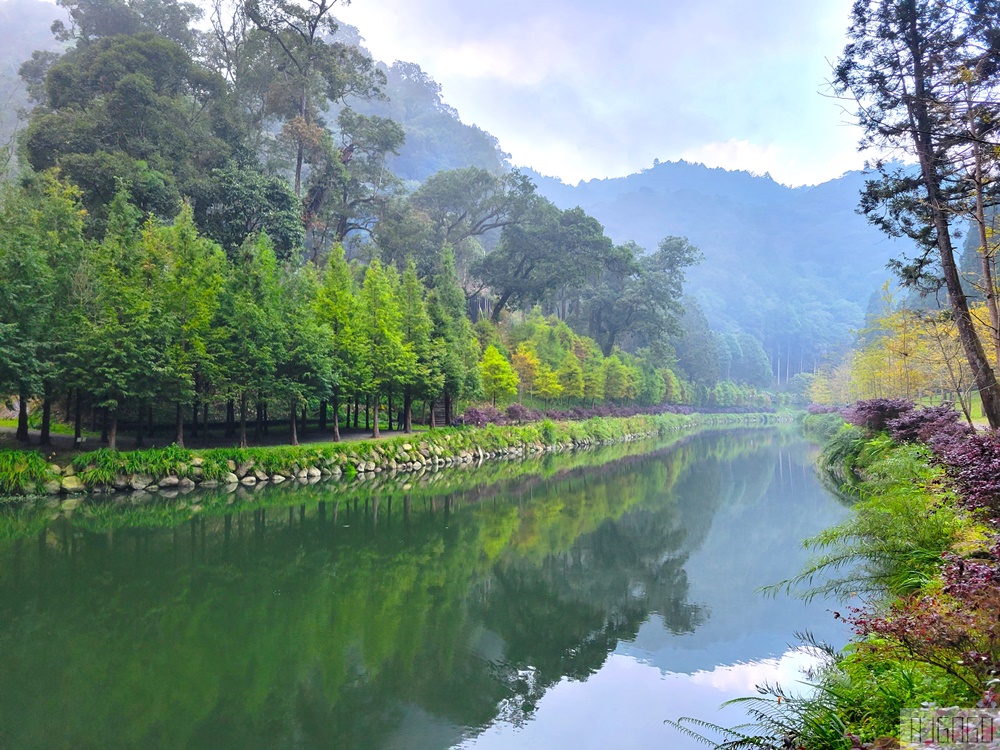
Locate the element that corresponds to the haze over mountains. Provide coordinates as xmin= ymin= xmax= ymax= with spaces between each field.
xmin=528 ymin=163 xmax=906 ymax=376
xmin=0 ymin=0 xmax=905 ymax=379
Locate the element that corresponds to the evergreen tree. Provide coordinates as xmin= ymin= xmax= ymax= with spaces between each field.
xmin=556 ymin=350 xmax=584 ymax=402
xmin=359 ymin=259 xmax=412 ymax=437
xmin=77 ymin=190 xmax=163 ymax=448
xmin=427 ymin=246 xmax=480 ymax=424
xmin=217 ymin=232 xmax=284 ymax=447
xmin=315 ymin=244 xmax=364 ymax=440
xmin=399 ymin=261 xmax=443 ymax=432
xmin=154 ymin=203 xmax=226 ymax=447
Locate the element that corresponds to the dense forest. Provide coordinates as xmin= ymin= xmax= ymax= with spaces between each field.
xmin=0 ymin=0 xmax=783 ymax=450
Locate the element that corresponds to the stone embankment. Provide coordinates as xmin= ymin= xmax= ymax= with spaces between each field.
xmin=2 ymin=412 xmax=780 ymax=498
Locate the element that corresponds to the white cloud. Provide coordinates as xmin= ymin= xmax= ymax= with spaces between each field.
xmin=335 ymin=0 xmax=868 ymax=186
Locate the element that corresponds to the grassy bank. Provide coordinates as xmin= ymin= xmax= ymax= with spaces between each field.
xmin=0 ymin=411 xmax=784 ymax=499
xmin=678 ymin=404 xmax=996 ymax=749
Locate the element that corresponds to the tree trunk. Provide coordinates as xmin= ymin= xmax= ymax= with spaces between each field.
xmin=108 ymin=408 xmax=118 ymax=451
xmin=174 ymin=402 xmax=185 ymax=448
xmin=16 ymin=394 xmax=29 ymax=442
xmin=254 ymin=399 xmax=262 ymax=442
xmin=353 ymin=395 xmax=359 ymax=429
xmin=203 ymin=402 xmax=209 ymax=439
xmin=332 ymin=394 xmax=340 ymax=442
xmin=135 ymin=400 xmax=144 ymax=448
xmin=365 ymin=395 xmax=370 ymax=430
xmin=239 ymin=393 xmax=248 ymax=448
xmin=191 ymin=400 xmax=199 ymax=439
xmin=100 ymin=407 xmax=109 ymax=444
xmin=371 ymin=393 xmax=380 ymax=438
xmin=319 ymin=400 xmax=327 ymax=430
xmin=404 ymin=390 xmax=413 ymax=433
xmin=74 ymin=390 xmax=82 ymax=445
xmin=226 ymin=399 xmax=235 ymax=439
xmin=492 ymin=289 xmax=514 ymax=322
xmin=39 ymin=395 xmax=52 ymax=446
xmin=290 ymin=398 xmax=298 ymax=446
xmin=445 ymin=393 xmax=453 ymax=426
xmin=387 ymin=392 xmax=393 ymax=431
xmin=429 ymin=399 xmax=436 ymax=428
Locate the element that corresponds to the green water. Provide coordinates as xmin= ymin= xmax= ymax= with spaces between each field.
xmin=0 ymin=428 xmax=849 ymax=749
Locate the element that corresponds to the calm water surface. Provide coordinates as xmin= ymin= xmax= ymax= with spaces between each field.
xmin=0 ymin=428 xmax=849 ymax=749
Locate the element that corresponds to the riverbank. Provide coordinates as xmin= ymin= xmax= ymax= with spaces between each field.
xmin=0 ymin=411 xmax=786 ymax=499
xmin=709 ymin=402 xmax=998 ymax=749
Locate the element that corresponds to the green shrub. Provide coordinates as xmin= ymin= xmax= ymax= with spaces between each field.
xmin=0 ymin=450 xmax=53 ymax=495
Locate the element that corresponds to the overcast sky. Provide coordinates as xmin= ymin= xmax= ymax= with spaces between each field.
xmin=334 ymin=0 xmax=864 ymax=186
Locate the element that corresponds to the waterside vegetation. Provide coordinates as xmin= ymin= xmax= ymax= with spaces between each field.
xmin=0 ymin=411 xmax=783 ymax=498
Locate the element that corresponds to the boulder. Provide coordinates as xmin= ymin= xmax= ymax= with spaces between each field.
xmin=225 ymin=472 xmax=239 ymax=484
xmin=129 ymin=474 xmax=154 ymax=491
xmin=158 ymin=475 xmax=180 ymax=488
xmin=253 ymin=469 xmax=268 ymax=481
xmin=178 ymin=477 xmax=196 ymax=489
xmin=44 ymin=479 xmax=62 ymax=495
xmin=240 ymin=475 xmax=257 ymax=486
xmin=272 ymin=474 xmax=286 ymax=483
xmin=307 ymin=466 xmax=321 ymax=478
xmin=191 ymin=456 xmax=205 ymax=467
xmin=48 ymin=463 xmax=62 ymax=475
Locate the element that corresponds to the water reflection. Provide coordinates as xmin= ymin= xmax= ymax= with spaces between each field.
xmin=0 ymin=428 xmax=848 ymax=750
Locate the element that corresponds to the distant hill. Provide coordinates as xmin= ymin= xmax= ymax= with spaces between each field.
xmin=0 ymin=0 xmax=65 ymax=169
xmin=526 ymin=161 xmax=905 ymax=379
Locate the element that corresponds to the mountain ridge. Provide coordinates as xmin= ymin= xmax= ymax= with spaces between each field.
xmin=525 ymin=160 xmax=904 ymax=375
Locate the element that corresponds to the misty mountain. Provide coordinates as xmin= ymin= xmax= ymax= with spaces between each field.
xmin=526 ymin=162 xmax=906 ymax=378
xmin=0 ymin=0 xmax=65 ymax=168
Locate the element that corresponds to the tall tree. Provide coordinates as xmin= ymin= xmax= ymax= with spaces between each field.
xmin=835 ymin=0 xmax=1000 ymax=426
xmin=582 ymin=237 xmax=701 ymax=356
xmin=479 ymin=199 xmax=613 ymax=322
xmin=427 ymin=247 xmax=481 ymax=424
xmin=304 ymin=109 xmax=405 ymax=248
xmin=245 ymin=0 xmax=383 ymax=197
xmin=398 ymin=262 xmax=443 ymax=432
xmin=277 ymin=264 xmax=335 ymax=445
xmin=358 ymin=259 xmax=412 ymax=437
xmin=77 ymin=190 xmax=163 ymax=449
xmin=0 ymin=182 xmax=55 ymax=442
xmin=217 ymin=232 xmax=284 ymax=447
xmin=315 ymin=243 xmax=364 ymax=440
xmin=154 ymin=204 xmax=226 ymax=447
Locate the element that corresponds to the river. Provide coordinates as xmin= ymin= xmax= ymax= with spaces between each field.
xmin=0 ymin=427 xmax=849 ymax=749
